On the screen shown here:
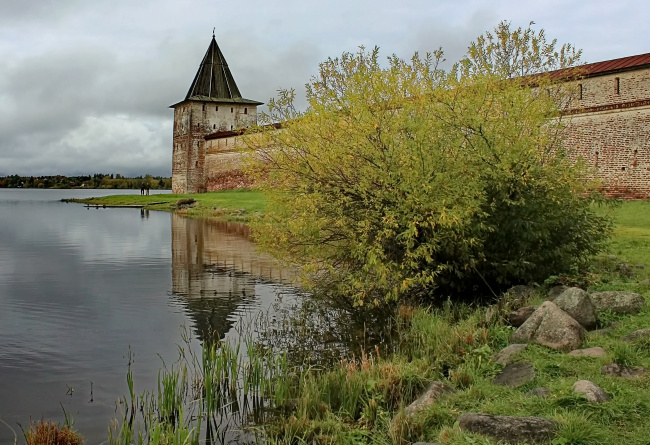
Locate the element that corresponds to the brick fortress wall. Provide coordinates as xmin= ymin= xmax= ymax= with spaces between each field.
xmin=562 ymin=68 xmax=650 ymax=198
xmin=174 ymin=60 xmax=650 ymax=198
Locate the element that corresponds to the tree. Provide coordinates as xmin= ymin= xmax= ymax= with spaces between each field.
xmin=246 ymin=22 xmax=611 ymax=306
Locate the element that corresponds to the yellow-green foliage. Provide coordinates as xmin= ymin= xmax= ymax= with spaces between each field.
xmin=247 ymin=22 xmax=611 ymax=305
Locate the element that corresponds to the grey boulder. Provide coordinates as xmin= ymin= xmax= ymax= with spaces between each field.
xmin=554 ymin=287 xmax=598 ymax=330
xmin=458 ymin=413 xmax=558 ymax=444
xmin=590 ymin=291 xmax=645 ymax=315
xmin=493 ymin=362 xmax=536 ymax=388
xmin=622 ymin=329 xmax=650 ymax=341
xmin=493 ymin=344 xmax=528 ymax=365
xmin=510 ymin=301 xmax=586 ymax=351
xmin=602 ymin=363 xmax=646 ymax=378
xmin=573 ymin=380 xmax=610 ymax=403
xmin=507 ymin=306 xmax=537 ymax=327
xmin=568 ymin=347 xmax=607 ymax=357
xmin=403 ymin=381 xmax=456 ymax=417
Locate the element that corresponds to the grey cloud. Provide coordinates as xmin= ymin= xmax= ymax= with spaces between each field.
xmin=0 ymin=0 xmax=646 ymax=178
xmin=0 ymin=0 xmax=85 ymax=24
xmin=408 ymin=10 xmax=501 ymax=69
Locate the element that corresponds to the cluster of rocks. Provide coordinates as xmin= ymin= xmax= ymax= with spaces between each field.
xmin=404 ymin=286 xmax=648 ymax=444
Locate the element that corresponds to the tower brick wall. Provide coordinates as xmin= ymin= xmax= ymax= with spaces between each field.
xmin=170 ymin=36 xmax=262 ymax=194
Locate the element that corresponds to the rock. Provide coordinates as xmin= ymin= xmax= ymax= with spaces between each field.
xmin=617 ymin=263 xmax=634 ymax=277
xmin=602 ymin=363 xmax=646 ymax=378
xmin=506 ymin=285 xmax=538 ymax=300
xmin=548 ymin=285 xmax=570 ymax=300
xmin=639 ymin=278 xmax=650 ymax=287
xmin=403 ymin=381 xmax=456 ymax=417
xmin=525 ymin=387 xmax=551 ymax=398
xmin=494 ymin=344 xmax=528 ymax=365
xmin=635 ymin=263 xmax=645 ymax=269
xmin=568 ymin=346 xmax=607 ymax=357
xmin=507 ymin=306 xmax=537 ymax=327
xmin=622 ymin=329 xmax=650 ymax=341
xmin=458 ymin=413 xmax=558 ymax=444
xmin=553 ymin=287 xmax=598 ymax=330
xmin=590 ymin=291 xmax=645 ymax=315
xmin=510 ymin=301 xmax=586 ymax=351
xmin=573 ymin=380 xmax=610 ymax=403
xmin=493 ymin=362 xmax=536 ymax=388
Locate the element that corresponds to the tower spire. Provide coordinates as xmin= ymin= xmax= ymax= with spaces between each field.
xmin=185 ymin=35 xmax=242 ymax=100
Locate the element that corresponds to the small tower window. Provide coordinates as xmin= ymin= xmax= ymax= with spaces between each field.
xmin=230 ymin=125 xmax=234 ymax=130
xmin=202 ymin=104 xmax=205 ymax=111
xmin=578 ymin=83 xmax=583 ymax=100
xmin=197 ymin=123 xmax=200 ymax=129
xmin=244 ymin=107 xmax=248 ymax=114
xmin=213 ymin=124 xmax=216 ymax=129
xmin=615 ymin=77 xmax=620 ymax=94
xmin=230 ymin=107 xmax=233 ymax=113
xmin=216 ymin=106 xmax=219 ymax=111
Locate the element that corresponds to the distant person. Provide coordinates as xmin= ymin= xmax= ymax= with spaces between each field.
xmin=140 ymin=183 xmax=146 ymax=195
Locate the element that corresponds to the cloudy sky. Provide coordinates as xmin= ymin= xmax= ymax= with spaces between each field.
xmin=0 ymin=0 xmax=647 ymax=177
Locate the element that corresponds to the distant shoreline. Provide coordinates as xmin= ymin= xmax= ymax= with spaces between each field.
xmin=63 ymin=189 xmax=266 ymax=222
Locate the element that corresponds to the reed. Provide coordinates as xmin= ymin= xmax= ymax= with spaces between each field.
xmin=109 ymin=328 xmax=299 ymax=445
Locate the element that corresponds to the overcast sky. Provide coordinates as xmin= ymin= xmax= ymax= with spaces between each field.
xmin=0 ymin=0 xmax=647 ymax=177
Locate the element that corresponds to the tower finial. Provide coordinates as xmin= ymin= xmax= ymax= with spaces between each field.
xmin=212 ymin=27 xmax=215 ymax=38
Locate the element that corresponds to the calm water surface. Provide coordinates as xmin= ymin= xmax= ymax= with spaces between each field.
xmin=0 ymin=189 xmax=302 ymax=444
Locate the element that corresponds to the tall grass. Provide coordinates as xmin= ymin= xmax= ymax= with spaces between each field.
xmin=108 ymin=328 xmax=298 ymax=445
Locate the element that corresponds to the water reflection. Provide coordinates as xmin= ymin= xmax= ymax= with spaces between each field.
xmin=0 ymin=190 xmax=385 ymax=445
xmin=171 ymin=215 xmax=295 ymax=344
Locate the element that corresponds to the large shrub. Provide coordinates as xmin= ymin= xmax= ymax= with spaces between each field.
xmin=247 ymin=22 xmax=611 ymax=305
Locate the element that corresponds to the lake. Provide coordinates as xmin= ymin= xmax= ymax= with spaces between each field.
xmin=0 ymin=189 xmax=310 ymax=444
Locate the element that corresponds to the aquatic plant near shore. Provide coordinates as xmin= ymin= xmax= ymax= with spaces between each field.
xmin=108 ymin=328 xmax=298 ymax=445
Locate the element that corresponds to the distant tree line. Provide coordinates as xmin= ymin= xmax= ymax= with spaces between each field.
xmin=0 ymin=174 xmax=172 ymax=189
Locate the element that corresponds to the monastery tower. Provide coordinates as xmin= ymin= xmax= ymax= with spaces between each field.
xmin=171 ymin=35 xmax=262 ymax=194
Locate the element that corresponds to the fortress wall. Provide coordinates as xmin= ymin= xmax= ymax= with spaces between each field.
xmin=574 ymin=68 xmax=650 ymax=108
xmin=176 ymin=65 xmax=650 ymax=198
xmin=563 ymin=68 xmax=650 ymax=198
xmin=564 ymin=107 xmax=650 ymax=198
xmin=204 ymin=135 xmax=254 ymax=190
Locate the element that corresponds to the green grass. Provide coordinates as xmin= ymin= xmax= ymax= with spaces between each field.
xmin=261 ymin=200 xmax=650 ymax=445
xmin=64 ymin=189 xmax=267 ymax=221
xmin=605 ymin=201 xmax=650 ymax=270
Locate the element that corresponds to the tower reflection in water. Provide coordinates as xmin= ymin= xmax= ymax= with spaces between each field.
xmin=171 ymin=214 xmax=295 ymax=344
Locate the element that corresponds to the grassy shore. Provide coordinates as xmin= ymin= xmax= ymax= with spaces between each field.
xmin=64 ymin=189 xmax=266 ymax=221
xmin=49 ymin=196 xmax=650 ymax=444
xmin=258 ymin=201 xmax=650 ymax=444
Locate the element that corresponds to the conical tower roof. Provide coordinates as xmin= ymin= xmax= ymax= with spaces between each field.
xmin=180 ymin=36 xmax=262 ymax=105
